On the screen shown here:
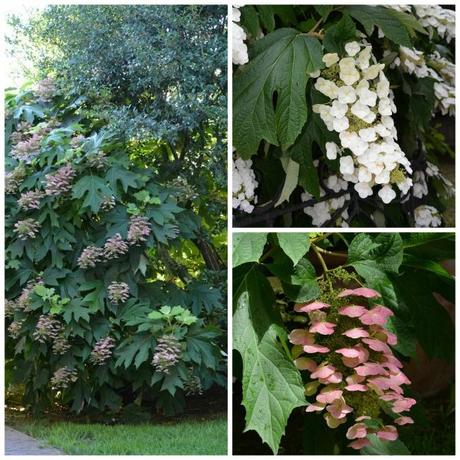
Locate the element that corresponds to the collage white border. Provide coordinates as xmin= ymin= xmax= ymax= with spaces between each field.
xmin=0 ymin=0 xmax=458 ymax=458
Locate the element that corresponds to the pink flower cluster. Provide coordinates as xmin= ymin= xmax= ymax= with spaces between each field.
xmin=289 ymin=287 xmax=415 ymax=450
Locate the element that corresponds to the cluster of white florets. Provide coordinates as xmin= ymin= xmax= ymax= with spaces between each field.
xmin=414 ymin=205 xmax=442 ymax=227
xmin=312 ymin=41 xmax=412 ymax=204
xmin=233 ymin=156 xmax=258 ymax=213
xmin=388 ymin=48 xmax=455 ymax=117
xmin=411 ymin=161 xmax=454 ymax=201
xmin=232 ymin=7 xmax=248 ymax=65
xmin=301 ymin=174 xmax=350 ymax=227
xmin=414 ymin=5 xmax=455 ymax=44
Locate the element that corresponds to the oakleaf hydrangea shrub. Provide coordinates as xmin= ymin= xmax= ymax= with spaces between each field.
xmin=5 ymin=82 xmax=225 ymax=415
xmin=232 ymin=5 xmax=455 ymax=227
xmin=290 ymin=286 xmax=415 ymax=450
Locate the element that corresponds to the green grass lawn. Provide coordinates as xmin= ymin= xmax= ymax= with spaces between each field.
xmin=11 ymin=417 xmax=227 ymax=455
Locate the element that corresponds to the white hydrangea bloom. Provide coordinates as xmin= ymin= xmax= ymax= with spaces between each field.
xmin=414 ymin=5 xmax=455 ymax=44
xmin=233 ymin=155 xmax=258 ymax=213
xmin=301 ymin=175 xmax=350 ymax=226
xmin=414 ymin=205 xmax=442 ymax=227
xmin=232 ymin=8 xmax=248 ymax=65
xmin=311 ymin=41 xmax=412 ymax=205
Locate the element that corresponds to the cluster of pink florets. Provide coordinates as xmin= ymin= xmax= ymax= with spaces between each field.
xmin=289 ymin=287 xmax=415 ymax=450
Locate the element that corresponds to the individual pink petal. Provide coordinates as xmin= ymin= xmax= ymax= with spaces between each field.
xmin=323 ymin=371 xmax=343 ymax=384
xmin=379 ymin=392 xmax=400 ymax=402
xmin=383 ymin=354 xmax=403 ymax=368
xmin=368 ymin=377 xmax=392 ymax=391
xmin=289 ymin=329 xmax=314 ymax=345
xmin=343 ymin=327 xmax=369 ymax=339
xmin=384 ymin=330 xmax=398 ymax=345
xmin=348 ymin=438 xmax=370 ymax=450
xmin=294 ymin=357 xmax=317 ymax=372
xmin=345 ymin=383 xmax=368 ymax=392
xmin=303 ymin=344 xmax=330 ymax=353
xmin=295 ymin=301 xmax=330 ymax=313
xmin=355 ymin=346 xmax=370 ymax=363
xmin=362 ymin=338 xmax=391 ymax=353
xmin=342 ymin=356 xmax=360 ymax=368
xmin=311 ymin=364 xmax=335 ymax=379
xmin=339 ymin=305 xmax=368 ymax=318
xmin=346 ymin=422 xmax=367 ymax=440
xmin=324 ymin=413 xmax=346 ymax=428
xmin=377 ymin=425 xmax=398 ymax=441
xmin=305 ymin=402 xmax=326 ymax=412
xmin=388 ymin=371 xmax=411 ymax=386
xmin=336 ymin=347 xmax=361 ymax=358
xmin=392 ymin=397 xmax=416 ymax=413
xmin=317 ymin=389 xmax=343 ymax=404
xmin=310 ymin=321 xmax=336 ymax=335
xmin=355 ymin=362 xmax=387 ymax=376
xmin=356 ymin=415 xmax=371 ymax=421
xmin=326 ymin=397 xmax=353 ymax=419
xmin=360 ymin=306 xmax=393 ymax=326
xmin=346 ymin=373 xmax=365 ymax=385
xmin=395 ymin=416 xmax=414 ymax=426
xmin=338 ymin=287 xmax=381 ymax=298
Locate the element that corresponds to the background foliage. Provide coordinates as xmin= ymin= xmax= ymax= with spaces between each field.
xmin=233 ymin=232 xmax=455 ymax=454
xmin=5 ymin=5 xmax=227 ymax=417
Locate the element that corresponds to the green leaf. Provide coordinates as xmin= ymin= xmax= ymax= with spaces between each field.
xmin=402 ymin=233 xmax=454 ymax=261
xmin=106 ymin=165 xmax=140 ymax=193
xmin=345 ymin=6 xmax=416 ymax=47
xmin=277 ymin=233 xmax=310 ymax=266
xmin=323 ymin=13 xmax=357 ymax=54
xmin=72 ymin=175 xmax=113 ymax=213
xmin=361 ymin=433 xmax=411 ymax=455
xmin=394 ymin=269 xmax=454 ymax=361
xmin=274 ymin=157 xmax=299 ymax=207
xmin=147 ymin=311 xmax=164 ymax=320
xmin=233 ymin=233 xmax=268 ymax=267
xmin=233 ymin=28 xmax=323 ymax=157
xmin=233 ymin=267 xmax=305 ymax=453
xmin=282 ymin=258 xmax=320 ymax=303
xmin=63 ymin=300 xmax=90 ymax=323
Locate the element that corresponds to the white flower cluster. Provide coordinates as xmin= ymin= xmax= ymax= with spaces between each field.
xmin=414 ymin=5 xmax=455 ymax=44
xmin=312 ymin=41 xmax=412 ymax=204
xmin=233 ymin=156 xmax=258 ymax=213
xmin=408 ymin=161 xmax=454 ymax=201
xmin=388 ymin=48 xmax=455 ymax=116
xmin=414 ymin=205 xmax=442 ymax=227
xmin=232 ymin=8 xmax=248 ymax=66
xmin=301 ymin=174 xmax=350 ymax=227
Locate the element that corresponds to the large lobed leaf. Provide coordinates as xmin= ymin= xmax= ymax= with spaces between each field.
xmin=233 ymin=267 xmax=306 ymax=453
xmin=233 ymin=28 xmax=323 ymax=158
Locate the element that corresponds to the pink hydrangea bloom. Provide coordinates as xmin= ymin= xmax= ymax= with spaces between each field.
xmin=338 ymin=287 xmax=381 ymax=298
xmin=295 ymin=301 xmax=330 ymax=313
xmin=288 ymin=284 xmax=415 ymax=448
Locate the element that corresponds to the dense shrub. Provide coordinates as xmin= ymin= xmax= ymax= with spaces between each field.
xmin=5 ymin=5 xmax=227 ymax=416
